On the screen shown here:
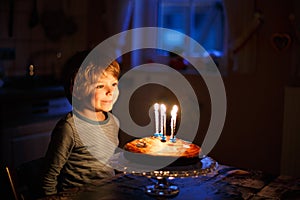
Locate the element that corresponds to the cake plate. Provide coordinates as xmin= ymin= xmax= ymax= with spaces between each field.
xmin=109 ymin=152 xmax=218 ymax=197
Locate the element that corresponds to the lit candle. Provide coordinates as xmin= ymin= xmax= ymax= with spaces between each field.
xmin=170 ymin=105 xmax=178 ymax=142
xmin=154 ymin=103 xmax=160 ymax=137
xmin=160 ymin=104 xmax=166 ymax=141
xmin=170 ymin=118 xmax=174 ymax=139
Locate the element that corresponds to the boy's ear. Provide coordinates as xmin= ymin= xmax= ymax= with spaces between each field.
xmin=73 ymin=94 xmax=81 ymax=101
xmin=72 ymin=88 xmax=82 ymax=101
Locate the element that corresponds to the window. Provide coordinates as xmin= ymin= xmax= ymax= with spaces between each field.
xmin=157 ymin=0 xmax=224 ymax=57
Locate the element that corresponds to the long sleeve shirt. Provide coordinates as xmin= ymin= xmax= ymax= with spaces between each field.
xmin=42 ymin=111 xmax=119 ymax=195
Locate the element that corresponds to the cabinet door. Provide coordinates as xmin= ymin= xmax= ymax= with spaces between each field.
xmin=11 ymin=131 xmax=51 ymax=167
xmin=281 ymin=87 xmax=300 ymax=177
xmin=1 ymin=119 xmax=59 ymax=168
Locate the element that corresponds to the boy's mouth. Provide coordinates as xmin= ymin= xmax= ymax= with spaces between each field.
xmin=101 ymin=100 xmax=113 ymax=104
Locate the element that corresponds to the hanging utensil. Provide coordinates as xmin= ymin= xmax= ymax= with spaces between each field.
xmin=29 ymin=0 xmax=39 ymax=28
xmin=8 ymin=0 xmax=14 ymax=37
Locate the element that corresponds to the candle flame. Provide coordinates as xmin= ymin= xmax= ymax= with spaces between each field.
xmin=160 ymin=104 xmax=166 ymax=111
xmin=172 ymin=105 xmax=178 ymax=112
xmin=171 ymin=105 xmax=178 ymax=116
xmin=154 ymin=103 xmax=159 ymax=110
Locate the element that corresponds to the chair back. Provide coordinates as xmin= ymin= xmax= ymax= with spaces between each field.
xmin=17 ymin=157 xmax=45 ymax=200
xmin=0 ymin=165 xmax=19 ymax=200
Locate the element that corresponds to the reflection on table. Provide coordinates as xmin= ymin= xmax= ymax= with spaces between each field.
xmin=38 ymin=164 xmax=300 ymax=200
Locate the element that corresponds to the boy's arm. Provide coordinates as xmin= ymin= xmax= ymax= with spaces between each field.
xmin=42 ymin=119 xmax=75 ymax=195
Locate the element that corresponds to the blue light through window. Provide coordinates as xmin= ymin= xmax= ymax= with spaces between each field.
xmin=158 ymin=0 xmax=224 ymax=57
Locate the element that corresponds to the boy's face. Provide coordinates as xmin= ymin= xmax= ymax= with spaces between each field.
xmin=87 ymin=73 xmax=119 ymax=112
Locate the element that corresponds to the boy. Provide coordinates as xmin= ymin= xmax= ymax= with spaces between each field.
xmin=42 ymin=51 xmax=121 ymax=196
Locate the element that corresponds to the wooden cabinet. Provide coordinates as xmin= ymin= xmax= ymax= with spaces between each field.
xmin=1 ymin=119 xmax=59 ymax=168
xmin=0 ymin=86 xmax=71 ymax=168
xmin=281 ymin=87 xmax=300 ymax=177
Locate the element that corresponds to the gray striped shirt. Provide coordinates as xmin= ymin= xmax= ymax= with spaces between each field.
xmin=42 ymin=111 xmax=119 ymax=195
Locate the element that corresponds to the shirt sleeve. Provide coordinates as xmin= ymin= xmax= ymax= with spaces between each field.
xmin=42 ymin=119 xmax=75 ymax=195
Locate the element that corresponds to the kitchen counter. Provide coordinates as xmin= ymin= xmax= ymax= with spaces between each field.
xmin=0 ymin=85 xmax=65 ymax=101
xmin=0 ymin=85 xmax=71 ymax=127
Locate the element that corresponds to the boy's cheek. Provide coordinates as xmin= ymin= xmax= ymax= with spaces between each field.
xmin=112 ymin=87 xmax=119 ymax=104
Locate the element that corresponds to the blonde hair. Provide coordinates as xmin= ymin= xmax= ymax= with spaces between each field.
xmin=73 ymin=60 xmax=120 ymax=99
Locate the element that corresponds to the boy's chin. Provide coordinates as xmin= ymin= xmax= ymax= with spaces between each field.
xmin=96 ymin=106 xmax=113 ymax=112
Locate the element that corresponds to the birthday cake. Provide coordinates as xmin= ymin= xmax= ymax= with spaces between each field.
xmin=123 ymin=136 xmax=201 ymax=166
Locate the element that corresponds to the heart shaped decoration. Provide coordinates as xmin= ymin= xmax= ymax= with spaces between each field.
xmin=271 ymin=33 xmax=292 ymax=52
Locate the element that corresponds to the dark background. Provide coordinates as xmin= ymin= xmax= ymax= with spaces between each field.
xmin=0 ymin=0 xmax=299 ymax=178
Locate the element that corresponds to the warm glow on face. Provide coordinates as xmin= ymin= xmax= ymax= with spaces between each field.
xmin=90 ymin=73 xmax=119 ymax=112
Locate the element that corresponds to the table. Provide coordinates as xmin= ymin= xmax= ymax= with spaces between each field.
xmin=38 ymin=164 xmax=300 ymax=200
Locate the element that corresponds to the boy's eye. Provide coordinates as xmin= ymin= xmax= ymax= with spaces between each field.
xmin=112 ymin=82 xmax=118 ymax=87
xmin=96 ymin=85 xmax=104 ymax=89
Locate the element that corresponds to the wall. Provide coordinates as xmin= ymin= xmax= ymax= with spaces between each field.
xmin=0 ymin=0 xmax=88 ymax=80
xmin=211 ymin=0 xmax=300 ymax=175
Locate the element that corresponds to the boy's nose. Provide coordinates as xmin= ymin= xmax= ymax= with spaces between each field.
xmin=106 ymin=86 xmax=114 ymax=95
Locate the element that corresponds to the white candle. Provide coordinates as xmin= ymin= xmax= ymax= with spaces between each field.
xmin=154 ymin=103 xmax=160 ymax=134
xmin=170 ymin=105 xmax=178 ymax=139
xmin=160 ymin=104 xmax=166 ymax=137
xmin=170 ymin=117 xmax=174 ymax=139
